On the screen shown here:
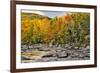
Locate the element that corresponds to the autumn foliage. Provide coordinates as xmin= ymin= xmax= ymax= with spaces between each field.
xmin=21 ymin=12 xmax=90 ymax=48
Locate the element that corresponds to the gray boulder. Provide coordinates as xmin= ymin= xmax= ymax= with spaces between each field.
xmin=21 ymin=45 xmax=28 ymax=49
xmin=57 ymin=51 xmax=68 ymax=58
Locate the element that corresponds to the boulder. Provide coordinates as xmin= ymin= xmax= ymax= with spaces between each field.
xmin=37 ymin=57 xmax=57 ymax=62
xmin=28 ymin=45 xmax=34 ymax=49
xmin=57 ymin=51 xmax=68 ymax=58
xmin=21 ymin=45 xmax=28 ymax=49
xmin=38 ymin=47 xmax=50 ymax=51
xmin=42 ymin=53 xmax=53 ymax=57
xmin=75 ymin=47 xmax=79 ymax=49
xmin=65 ymin=44 xmax=69 ymax=48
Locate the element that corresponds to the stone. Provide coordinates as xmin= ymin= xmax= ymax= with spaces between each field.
xmin=21 ymin=49 xmax=26 ymax=52
xmin=68 ymin=46 xmax=72 ymax=49
xmin=25 ymin=49 xmax=32 ymax=52
xmin=49 ymin=43 xmax=53 ymax=47
xmin=77 ymin=49 xmax=83 ymax=52
xmin=33 ymin=44 xmax=40 ymax=48
xmin=79 ymin=54 xmax=84 ymax=58
xmin=21 ymin=56 xmax=31 ymax=60
xmin=56 ymin=49 xmax=62 ymax=52
xmin=33 ymin=44 xmax=46 ymax=49
xmin=54 ymin=47 xmax=65 ymax=51
xmin=39 ymin=47 xmax=50 ymax=51
xmin=83 ymin=57 xmax=90 ymax=60
xmin=37 ymin=57 xmax=57 ymax=62
xmin=86 ymin=46 xmax=90 ymax=49
xmin=57 ymin=51 xmax=68 ymax=58
xmin=75 ymin=47 xmax=79 ymax=49
xmin=65 ymin=44 xmax=69 ymax=48
xmin=57 ymin=58 xmax=67 ymax=61
xmin=52 ymin=54 xmax=57 ymax=57
xmin=21 ymin=45 xmax=28 ymax=49
xmin=36 ymin=58 xmax=49 ymax=62
xmin=47 ymin=57 xmax=58 ymax=61
xmin=28 ymin=45 xmax=34 ymax=49
xmin=42 ymin=53 xmax=53 ymax=57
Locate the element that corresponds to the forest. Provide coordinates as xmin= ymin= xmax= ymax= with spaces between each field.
xmin=21 ymin=12 xmax=90 ymax=47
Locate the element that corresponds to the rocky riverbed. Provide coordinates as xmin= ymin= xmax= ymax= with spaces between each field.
xmin=21 ymin=44 xmax=90 ymax=63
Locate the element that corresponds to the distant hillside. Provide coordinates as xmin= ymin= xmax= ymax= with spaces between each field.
xmin=21 ymin=12 xmax=51 ymax=20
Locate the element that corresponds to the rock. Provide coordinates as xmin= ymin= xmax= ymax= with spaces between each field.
xmin=36 ymin=58 xmax=49 ymax=62
xmin=84 ymin=53 xmax=90 ymax=57
xmin=22 ymin=60 xmax=36 ymax=63
xmin=54 ymin=46 xmax=62 ymax=49
xmin=86 ymin=49 xmax=90 ymax=52
xmin=57 ymin=58 xmax=68 ymax=61
xmin=49 ymin=43 xmax=53 ymax=47
xmin=54 ymin=47 xmax=65 ymax=52
xmin=33 ymin=44 xmax=43 ymax=49
xmin=86 ymin=46 xmax=90 ymax=49
xmin=28 ymin=45 xmax=34 ymax=49
xmin=35 ymin=44 xmax=52 ymax=51
xmin=75 ymin=47 xmax=79 ymax=49
xmin=25 ymin=49 xmax=33 ymax=52
xmin=72 ymin=58 xmax=81 ymax=60
xmin=77 ymin=49 xmax=84 ymax=53
xmin=21 ymin=56 xmax=31 ymax=60
xmin=56 ymin=49 xmax=62 ymax=52
xmin=83 ymin=57 xmax=90 ymax=60
xmin=33 ymin=44 xmax=40 ymax=48
xmin=37 ymin=57 xmax=57 ymax=62
xmin=57 ymin=51 xmax=68 ymax=58
xmin=65 ymin=44 xmax=69 ymax=48
xmin=39 ymin=47 xmax=50 ymax=51
xmin=52 ymin=54 xmax=57 ymax=57
xmin=21 ymin=45 xmax=28 ymax=49
xmin=78 ymin=53 xmax=84 ymax=58
xmin=42 ymin=53 xmax=53 ymax=57
xmin=68 ymin=46 xmax=72 ymax=49
xmin=70 ymin=53 xmax=79 ymax=58
xmin=21 ymin=49 xmax=26 ymax=52
xmin=82 ymin=44 xmax=86 ymax=47
xmin=47 ymin=57 xmax=58 ymax=61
